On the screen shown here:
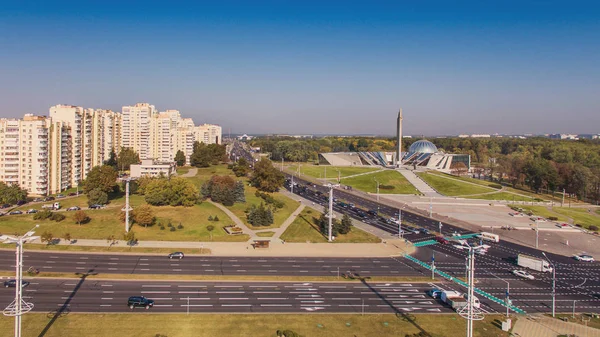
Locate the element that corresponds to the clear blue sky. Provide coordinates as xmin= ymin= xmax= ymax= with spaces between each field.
xmin=1 ymin=1 xmax=598 ymax=136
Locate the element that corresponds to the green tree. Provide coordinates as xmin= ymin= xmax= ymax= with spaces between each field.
xmin=232 ymin=157 xmax=250 ymax=177
xmin=247 ymin=202 xmax=273 ymax=227
xmin=41 ymin=231 xmax=54 ymax=245
xmin=190 ymin=142 xmax=212 ymax=168
xmin=250 ymin=158 xmax=285 ymax=193
xmin=0 ymin=182 xmax=28 ymax=205
xmin=123 ymin=231 xmax=136 ymax=245
xmin=338 ymin=214 xmax=353 ymax=234
xmin=234 ymin=181 xmax=246 ymax=202
xmin=73 ymin=210 xmax=89 ymax=226
xmin=63 ymin=233 xmax=72 ymax=244
xmin=83 ymin=165 xmax=118 ymax=195
xmin=104 ymin=148 xmax=118 ymax=169
xmin=174 ymin=150 xmax=186 ymax=167
xmin=117 ymin=147 xmax=140 ymax=171
xmin=201 ymin=175 xmax=239 ymax=206
xmin=168 ymin=177 xmax=199 ymax=206
xmin=133 ymin=204 xmax=155 ymax=228
xmin=87 ymin=188 xmax=108 ymax=206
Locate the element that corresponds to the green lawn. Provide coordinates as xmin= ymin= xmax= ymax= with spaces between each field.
xmin=227 ymin=184 xmax=300 ymax=229
xmin=255 ymin=231 xmax=275 ymax=237
xmin=176 ymin=167 xmax=190 ymax=175
xmin=511 ymin=205 xmax=570 ymax=222
xmin=0 ymin=202 xmax=249 ymax=242
xmin=2 ymin=313 xmax=510 ymax=337
xmin=551 ymin=207 xmax=600 ymax=228
xmin=281 ymin=208 xmax=381 ymax=243
xmin=417 ymin=172 xmax=497 ymax=196
xmin=287 ymin=164 xmax=380 ymax=179
xmin=466 ymin=192 xmax=541 ymax=202
xmin=341 ymin=170 xmax=417 ymax=194
xmin=427 ymin=171 xmax=502 ymax=188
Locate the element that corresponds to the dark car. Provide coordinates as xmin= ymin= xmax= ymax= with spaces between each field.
xmin=4 ymin=280 xmax=30 ymax=288
xmin=426 ymin=289 xmax=442 ymax=299
xmin=68 ymin=192 xmax=77 ymax=196
xmin=44 ymin=196 xmax=55 ymax=201
xmin=1 ymin=204 xmax=11 ymax=209
xmin=56 ymin=194 xmax=66 ymax=199
xmin=16 ymin=200 xmax=27 ymax=206
xmin=435 ymin=236 xmax=449 ymax=244
xmin=9 ymin=210 xmax=23 ymax=215
xmin=367 ymin=209 xmax=378 ymax=216
xmin=26 ymin=209 xmax=38 ymax=214
xmin=67 ymin=206 xmax=81 ymax=211
xmin=168 ymin=252 xmax=185 ymax=259
xmin=89 ymin=204 xmax=104 ymax=209
xmin=127 ymin=296 xmax=154 ymax=309
xmin=593 ymin=293 xmax=600 ymax=299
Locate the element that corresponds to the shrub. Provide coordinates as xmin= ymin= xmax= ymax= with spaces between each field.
xmin=548 ymin=216 xmax=558 ymax=221
xmin=206 ymin=225 xmax=215 ymax=232
xmin=490 ymin=184 xmax=502 ymax=189
xmin=208 ymin=215 xmax=213 ymax=221
xmin=167 ymin=222 xmax=173 ymax=227
xmin=50 ymin=213 xmax=66 ymax=222
xmin=213 ymin=215 xmax=219 ymax=221
xmin=589 ymin=225 xmax=599 ymax=231
xmin=170 ymin=227 xmax=176 ymax=232
xmin=575 ymin=224 xmax=582 ymax=227
xmin=160 ymin=226 xmax=165 ymax=230
xmin=177 ymin=224 xmax=183 ymax=229
xmin=33 ymin=210 xmax=52 ymax=220
xmin=379 ymin=184 xmax=395 ymax=190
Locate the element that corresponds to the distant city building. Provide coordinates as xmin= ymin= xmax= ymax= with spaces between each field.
xmin=130 ymin=159 xmax=176 ymax=178
xmin=549 ymin=134 xmax=579 ymax=140
xmin=236 ymin=134 xmax=254 ymax=141
xmin=0 ymin=102 xmax=222 ymax=195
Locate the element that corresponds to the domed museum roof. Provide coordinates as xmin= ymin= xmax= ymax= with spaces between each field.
xmin=408 ymin=140 xmax=438 ymax=154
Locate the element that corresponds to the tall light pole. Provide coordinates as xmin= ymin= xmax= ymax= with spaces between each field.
xmin=290 ymin=174 xmax=294 ymax=195
xmin=483 ymin=269 xmax=510 ymax=319
xmin=439 ymin=221 xmax=443 ymax=236
xmin=325 ymin=183 xmax=340 ymax=242
xmin=542 ymin=252 xmax=556 ymax=317
xmin=429 ymin=197 xmax=433 ymax=217
xmin=398 ymin=207 xmax=404 ymax=238
xmin=1 ymin=225 xmax=40 ymax=337
xmin=374 ymin=178 xmax=380 ymax=202
xmin=122 ymin=178 xmax=133 ymax=233
xmin=457 ymin=243 xmax=484 ymax=337
xmin=534 ymin=224 xmax=539 ymax=249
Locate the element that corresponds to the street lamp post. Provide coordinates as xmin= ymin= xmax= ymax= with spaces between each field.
xmin=535 ymin=225 xmax=539 ymax=249
xmin=542 ymin=252 xmax=556 ymax=317
xmin=325 ymin=183 xmax=340 ymax=242
xmin=398 ymin=208 xmax=403 ymax=238
xmin=439 ymin=221 xmax=443 ymax=236
xmin=122 ymin=178 xmax=133 ymax=233
xmin=374 ymin=178 xmax=380 ymax=202
xmin=573 ymin=300 xmax=577 ymax=318
xmin=1 ymin=225 xmax=40 ymax=337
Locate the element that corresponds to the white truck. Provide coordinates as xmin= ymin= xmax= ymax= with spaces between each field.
xmin=517 ymin=254 xmax=553 ymax=273
xmin=478 ymin=232 xmax=500 ymax=243
xmin=42 ymin=202 xmax=61 ymax=210
xmin=440 ymin=290 xmax=481 ymax=311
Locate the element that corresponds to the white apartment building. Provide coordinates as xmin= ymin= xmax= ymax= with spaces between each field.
xmin=19 ymin=115 xmax=50 ymax=195
xmin=48 ymin=120 xmax=72 ymax=194
xmin=0 ymin=119 xmax=22 ymax=187
xmin=150 ymin=112 xmax=174 ymax=162
xmin=122 ymin=103 xmax=155 ymax=160
xmin=49 ymin=104 xmax=95 ymax=185
xmin=194 ymin=124 xmax=222 ymax=145
xmin=130 ymin=159 xmax=176 ymax=178
xmin=91 ymin=109 xmax=122 ymax=167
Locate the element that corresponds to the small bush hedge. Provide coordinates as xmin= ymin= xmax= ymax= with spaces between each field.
xmin=379 ymin=185 xmax=395 ymax=190
xmin=548 ymin=216 xmax=558 ymax=221
xmin=50 ymin=213 xmax=66 ymax=222
xmin=589 ymin=225 xmax=598 ymax=231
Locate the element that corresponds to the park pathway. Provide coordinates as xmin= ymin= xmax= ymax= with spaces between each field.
xmin=207 ymin=200 xmax=256 ymax=239
xmin=253 ymin=204 xmax=305 ymax=240
xmin=177 ymin=167 xmax=198 ymax=178
xmin=397 ymin=169 xmax=442 ymax=198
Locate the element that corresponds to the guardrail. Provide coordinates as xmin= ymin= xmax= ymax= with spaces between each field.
xmin=402 ymin=254 xmax=526 ymax=314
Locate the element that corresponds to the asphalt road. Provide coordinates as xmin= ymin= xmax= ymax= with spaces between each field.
xmin=285 ymin=175 xmax=600 ymax=314
xmin=2 ymin=279 xmax=453 ymax=314
xmin=0 ymin=252 xmax=424 ymax=278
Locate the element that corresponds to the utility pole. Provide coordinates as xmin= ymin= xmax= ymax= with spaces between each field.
xmin=1 ymin=225 xmax=39 ymax=337
xmin=535 ymin=225 xmax=539 ymax=249
xmin=325 ymin=183 xmax=340 ymax=242
xmin=542 ymin=252 xmax=556 ymax=317
xmin=398 ymin=208 xmax=403 ymax=238
xmin=122 ymin=178 xmax=133 ymax=233
xmin=562 ymin=188 xmax=565 ymax=207
xmin=374 ymin=178 xmax=380 ymax=202
xmin=457 ymin=244 xmax=484 ymax=337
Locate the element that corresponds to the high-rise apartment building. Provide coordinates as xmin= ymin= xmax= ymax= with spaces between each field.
xmin=194 ymin=124 xmax=222 ymax=145
xmin=122 ymin=103 xmax=155 ymax=160
xmin=0 ymin=102 xmax=221 ymax=196
xmin=19 ymin=115 xmax=50 ymax=195
xmin=49 ymin=104 xmax=95 ymax=186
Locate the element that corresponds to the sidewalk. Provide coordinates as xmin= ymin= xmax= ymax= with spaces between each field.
xmin=21 ymin=238 xmax=413 ymax=257
xmin=512 ymin=315 xmax=600 ymax=337
xmin=397 ymin=169 xmax=442 ymax=198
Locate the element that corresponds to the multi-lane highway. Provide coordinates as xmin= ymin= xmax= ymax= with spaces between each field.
xmin=1 ymin=279 xmax=452 ymax=314
xmin=284 ymin=175 xmax=600 ymax=314
xmin=0 ymin=252 xmax=422 ymax=277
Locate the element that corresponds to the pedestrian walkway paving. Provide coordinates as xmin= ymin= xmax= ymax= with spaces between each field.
xmin=208 ymin=200 xmax=256 ymax=238
xmin=512 ymin=314 xmax=600 ymax=337
xmin=21 ymin=237 xmax=413 ymax=257
xmin=254 ymin=204 xmax=305 ymax=240
xmin=397 ymin=169 xmax=442 ymax=197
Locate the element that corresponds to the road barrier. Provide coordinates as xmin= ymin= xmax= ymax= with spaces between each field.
xmin=413 ymin=240 xmax=438 ymax=247
xmin=402 ymin=254 xmax=526 ymax=314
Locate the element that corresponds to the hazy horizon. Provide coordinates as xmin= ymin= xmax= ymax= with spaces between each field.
xmin=1 ymin=1 xmax=598 ymax=136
